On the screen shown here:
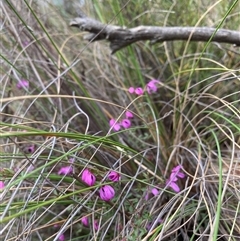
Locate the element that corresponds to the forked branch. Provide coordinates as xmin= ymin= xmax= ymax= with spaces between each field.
xmin=70 ymin=14 xmax=240 ymax=54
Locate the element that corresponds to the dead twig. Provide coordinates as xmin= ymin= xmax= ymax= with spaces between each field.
xmin=70 ymin=14 xmax=240 ymax=54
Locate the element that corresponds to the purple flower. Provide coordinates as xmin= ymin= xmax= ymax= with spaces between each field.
xmin=135 ymin=87 xmax=144 ymax=95
xmin=94 ymin=220 xmax=99 ymax=231
xmin=26 ymin=144 xmax=35 ymax=153
xmin=108 ymin=171 xmax=120 ymax=182
xmin=146 ymin=79 xmax=160 ymax=94
xmin=22 ymin=40 xmax=29 ymax=47
xmin=58 ymin=233 xmax=65 ymax=241
xmin=99 ymin=185 xmax=115 ymax=201
xmin=81 ymin=216 xmax=89 ymax=227
xmin=17 ymin=79 xmax=29 ymax=89
xmin=121 ymin=119 xmax=131 ymax=129
xmin=109 ymin=119 xmax=121 ymax=131
xmin=81 ymin=169 xmax=96 ymax=186
xmin=0 ymin=181 xmax=4 ymax=189
xmin=128 ymin=87 xmax=135 ymax=94
xmin=125 ymin=111 xmax=134 ymax=119
xmin=58 ymin=166 xmax=73 ymax=176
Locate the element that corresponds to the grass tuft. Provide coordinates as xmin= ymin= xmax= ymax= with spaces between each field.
xmin=1 ymin=0 xmax=240 ymax=240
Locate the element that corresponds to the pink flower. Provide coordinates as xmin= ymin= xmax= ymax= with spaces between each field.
xmin=81 ymin=216 xmax=89 ymax=227
xmin=151 ymin=188 xmax=159 ymax=196
xmin=99 ymin=185 xmax=115 ymax=201
xmin=128 ymin=87 xmax=135 ymax=94
xmin=121 ymin=119 xmax=131 ymax=129
xmin=146 ymin=79 xmax=160 ymax=94
xmin=109 ymin=119 xmax=121 ymax=131
xmin=145 ymin=191 xmax=150 ymax=201
xmin=169 ymin=174 xmax=178 ymax=182
xmin=166 ymin=165 xmax=185 ymax=193
xmin=0 ymin=181 xmax=4 ymax=189
xmin=17 ymin=79 xmax=29 ymax=89
xmin=135 ymin=87 xmax=144 ymax=95
xmin=125 ymin=111 xmax=134 ymax=119
xmin=58 ymin=233 xmax=65 ymax=241
xmin=145 ymin=187 xmax=159 ymax=200
xmin=81 ymin=169 xmax=96 ymax=186
xmin=108 ymin=171 xmax=120 ymax=182
xmin=170 ymin=165 xmax=185 ymax=179
xmin=166 ymin=179 xmax=180 ymax=193
xmin=94 ymin=220 xmax=99 ymax=231
xmin=58 ymin=166 xmax=73 ymax=175
xmin=170 ymin=171 xmax=185 ymax=181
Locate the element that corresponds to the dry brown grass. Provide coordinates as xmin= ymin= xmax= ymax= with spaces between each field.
xmin=1 ymin=0 xmax=240 ymax=240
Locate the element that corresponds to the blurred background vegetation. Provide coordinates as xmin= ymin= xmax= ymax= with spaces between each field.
xmin=1 ymin=0 xmax=240 ymax=240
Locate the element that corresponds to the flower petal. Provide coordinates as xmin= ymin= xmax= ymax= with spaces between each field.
xmin=170 ymin=173 xmax=178 ymax=182
xmin=151 ymin=188 xmax=159 ymax=196
xmin=58 ymin=234 xmax=65 ymax=241
xmin=0 ymin=181 xmax=4 ymax=189
xmin=169 ymin=181 xmax=180 ymax=193
xmin=177 ymin=172 xmax=185 ymax=179
xmin=58 ymin=166 xmax=73 ymax=175
xmin=94 ymin=220 xmax=99 ymax=231
xmin=171 ymin=165 xmax=182 ymax=173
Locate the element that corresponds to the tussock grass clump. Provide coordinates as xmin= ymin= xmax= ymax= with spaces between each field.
xmin=1 ymin=0 xmax=240 ymax=240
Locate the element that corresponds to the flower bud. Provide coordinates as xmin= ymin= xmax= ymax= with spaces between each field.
xmin=128 ymin=87 xmax=135 ymax=94
xmin=109 ymin=119 xmax=121 ymax=131
xmin=108 ymin=171 xmax=120 ymax=182
xmin=81 ymin=169 xmax=96 ymax=186
xmin=0 ymin=181 xmax=4 ymax=189
xmin=58 ymin=166 xmax=73 ymax=175
xmin=99 ymin=185 xmax=115 ymax=201
xmin=135 ymin=87 xmax=144 ymax=95
xmin=125 ymin=111 xmax=134 ymax=119
xmin=121 ymin=119 xmax=131 ymax=129
xmin=146 ymin=79 xmax=160 ymax=94
xmin=58 ymin=166 xmax=73 ymax=176
xmin=81 ymin=216 xmax=89 ymax=227
xmin=17 ymin=79 xmax=29 ymax=89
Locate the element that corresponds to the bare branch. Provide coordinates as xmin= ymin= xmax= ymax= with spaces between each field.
xmin=70 ymin=15 xmax=240 ymax=54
